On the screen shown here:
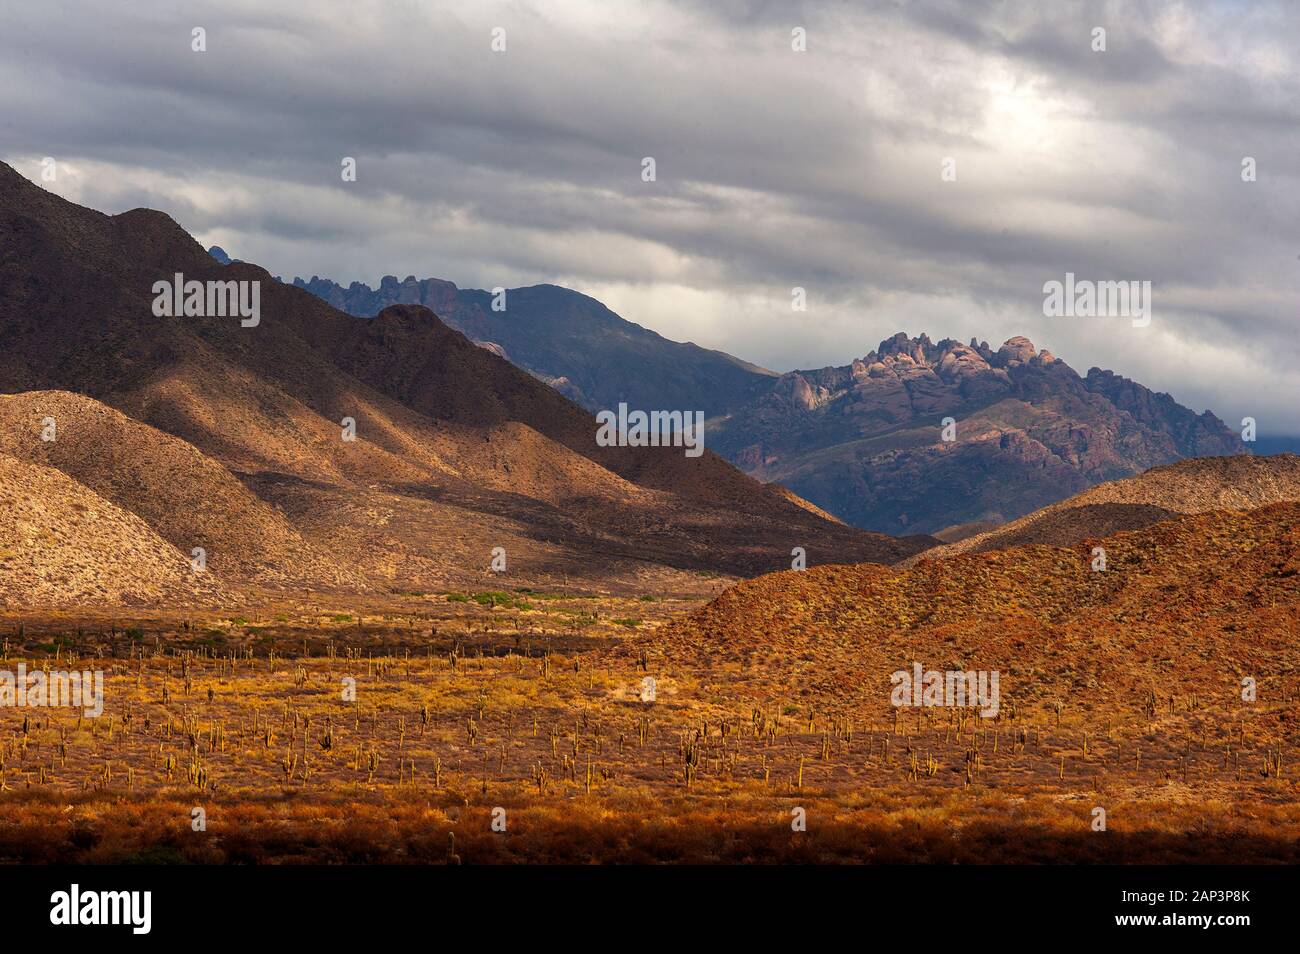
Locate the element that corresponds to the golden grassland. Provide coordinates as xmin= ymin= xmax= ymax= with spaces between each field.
xmin=0 ymin=591 xmax=1297 ymax=864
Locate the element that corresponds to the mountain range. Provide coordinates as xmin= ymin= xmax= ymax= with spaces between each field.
xmin=0 ymin=158 xmax=1266 ymax=611
xmin=0 ymin=161 xmax=920 ymax=607
xmin=282 ymin=270 xmax=1247 ymax=536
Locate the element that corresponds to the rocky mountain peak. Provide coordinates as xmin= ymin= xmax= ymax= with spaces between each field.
xmin=994 ymin=336 xmax=1038 ymax=366
xmin=859 ymin=333 xmax=1046 ymax=374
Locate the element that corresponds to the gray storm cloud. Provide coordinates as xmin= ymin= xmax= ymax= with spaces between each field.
xmin=2 ymin=0 xmax=1297 ymax=433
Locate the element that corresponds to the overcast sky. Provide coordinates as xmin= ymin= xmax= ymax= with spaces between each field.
xmin=3 ymin=0 xmax=1298 ymax=433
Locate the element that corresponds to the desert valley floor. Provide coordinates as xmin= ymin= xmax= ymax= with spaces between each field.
xmin=2 ymin=545 xmax=1298 ymax=865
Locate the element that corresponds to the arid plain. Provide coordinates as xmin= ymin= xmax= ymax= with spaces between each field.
xmin=3 ymin=487 xmax=1299 ymax=864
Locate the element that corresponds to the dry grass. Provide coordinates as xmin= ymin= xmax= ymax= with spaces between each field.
xmin=0 ymin=585 xmax=1297 ymax=864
